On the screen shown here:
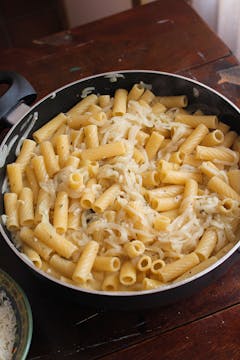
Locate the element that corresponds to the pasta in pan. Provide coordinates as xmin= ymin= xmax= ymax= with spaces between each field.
xmin=3 ymin=83 xmax=240 ymax=292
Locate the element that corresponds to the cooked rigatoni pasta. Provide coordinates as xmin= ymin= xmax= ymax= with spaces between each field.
xmin=4 ymin=193 xmax=19 ymax=231
xmin=33 ymin=113 xmax=67 ymax=143
xmin=7 ymin=163 xmax=23 ymax=195
xmin=16 ymin=139 xmax=36 ymax=171
xmin=39 ymin=141 xmax=60 ymax=177
xmin=4 ymin=83 xmax=240 ymax=292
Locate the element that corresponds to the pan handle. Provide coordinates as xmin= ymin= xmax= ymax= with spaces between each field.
xmin=0 ymin=71 xmax=37 ymax=125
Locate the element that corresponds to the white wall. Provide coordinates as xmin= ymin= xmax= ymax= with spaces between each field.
xmin=63 ymin=0 xmax=132 ymax=28
xmin=192 ymin=0 xmax=240 ymax=59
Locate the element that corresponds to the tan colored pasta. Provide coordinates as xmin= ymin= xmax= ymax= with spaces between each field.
xmin=196 ymin=145 xmax=238 ymax=165
xmin=161 ymin=170 xmax=202 ymax=185
xmin=67 ymin=94 xmax=98 ymax=118
xmin=128 ymin=83 xmax=144 ymax=101
xmin=143 ymin=278 xmax=163 ymax=290
xmin=88 ymin=104 xmax=102 ymax=114
xmin=53 ymin=191 xmax=69 ymax=234
xmin=4 ymin=193 xmax=19 ymax=231
xmin=7 ymin=163 xmax=23 ymax=195
xmin=133 ymin=148 xmax=145 ymax=164
xmin=98 ymin=95 xmax=111 ymax=108
xmin=160 ymin=209 xmax=179 ymax=220
xmin=41 ymin=261 xmax=61 ymax=279
xmin=140 ymin=89 xmax=155 ymax=104
xmin=149 ymin=195 xmax=182 ymax=212
xmin=49 ymin=254 xmax=76 ymax=278
xmin=55 ymin=134 xmax=70 ymax=168
xmin=217 ymin=121 xmax=230 ymax=134
xmin=182 ymin=154 xmax=201 ymax=167
xmin=222 ymin=131 xmax=238 ymax=148
xmin=112 ymin=89 xmax=128 ymax=116
xmin=72 ymin=240 xmax=99 ymax=284
xmin=157 ymin=159 xmax=179 ymax=175
xmin=67 ymin=114 xmax=92 ymax=129
xmin=34 ymin=222 xmax=79 ymax=259
xmin=228 ymin=169 xmax=240 ymax=193
xmin=175 ymin=114 xmax=218 ymax=129
xmin=19 ymin=227 xmax=53 ymax=261
xmin=175 ymin=256 xmax=217 ymax=282
xmin=93 ymin=256 xmax=121 ymax=272
xmin=136 ymin=255 xmax=152 ymax=272
xmin=156 ymin=95 xmax=188 ymax=108
xmin=200 ymin=161 xmax=226 ymax=180
xmin=136 ymin=130 xmax=150 ymax=145
xmin=19 ymin=187 xmax=34 ymax=227
xmin=68 ymin=172 xmax=84 ymax=190
xmin=92 ymin=184 xmax=120 ymax=213
xmin=33 ymin=113 xmax=67 ymax=143
xmin=69 ymin=129 xmax=84 ymax=148
xmin=169 ymin=151 xmax=184 ymax=164
xmin=218 ymin=198 xmax=235 ymax=215
xmin=81 ymin=142 xmax=126 ymax=161
xmin=68 ymin=199 xmax=81 ymax=230
xmin=145 ymin=131 xmax=164 ymax=160
xmin=171 ymin=125 xmax=192 ymax=139
xmin=119 ymin=261 xmax=136 ymax=286
xmin=124 ymin=240 xmax=145 ymax=258
xmin=22 ymin=244 xmax=42 ymax=269
xmin=179 ymin=123 xmax=209 ymax=155
xmin=152 ymin=102 xmax=166 ymax=115
xmin=80 ymin=179 xmax=96 ymax=209
xmin=146 ymin=185 xmax=184 ymax=199
xmin=102 ymin=273 xmax=119 ymax=291
xmin=39 ymin=141 xmax=60 ymax=177
xmin=51 ymin=124 xmax=67 ymax=148
xmin=153 ymin=215 xmax=171 ymax=231
xmin=195 ymin=228 xmax=217 ymax=261
xmin=151 ymin=259 xmax=165 ymax=274
xmin=25 ymin=165 xmax=39 ymax=204
xmin=233 ymin=135 xmax=240 ymax=152
xmin=207 ymin=176 xmax=240 ymax=201
xmin=65 ymin=156 xmax=80 ymax=168
xmin=214 ymin=243 xmax=234 ymax=259
xmin=34 ymin=189 xmax=51 ymax=224
xmin=179 ymin=179 xmax=198 ymax=213
xmin=84 ymin=124 xmax=99 ymax=148
xmin=158 ymin=252 xmax=200 ymax=282
xmin=31 ymin=156 xmax=48 ymax=183
xmin=142 ymin=171 xmax=160 ymax=187
xmin=16 ymin=139 xmax=36 ymax=171
xmin=201 ymin=129 xmax=224 ymax=147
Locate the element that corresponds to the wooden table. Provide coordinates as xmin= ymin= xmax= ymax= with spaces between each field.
xmin=1 ymin=1 xmax=240 ymax=359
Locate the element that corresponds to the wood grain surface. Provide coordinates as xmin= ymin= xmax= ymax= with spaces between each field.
xmin=0 ymin=1 xmax=240 ymax=359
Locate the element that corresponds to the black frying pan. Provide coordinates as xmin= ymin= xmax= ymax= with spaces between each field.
xmin=0 ymin=70 xmax=240 ymax=310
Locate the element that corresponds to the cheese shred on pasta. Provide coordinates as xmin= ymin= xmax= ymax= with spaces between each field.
xmin=3 ymin=83 xmax=240 ymax=291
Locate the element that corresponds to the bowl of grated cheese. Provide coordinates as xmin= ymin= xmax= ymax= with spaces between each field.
xmin=0 ymin=269 xmax=32 ymax=360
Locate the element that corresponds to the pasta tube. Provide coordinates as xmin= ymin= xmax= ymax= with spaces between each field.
xmin=158 ymin=252 xmax=200 ymax=282
xmin=81 ymin=142 xmax=126 ymax=161
xmin=34 ymin=222 xmax=79 ymax=259
xmin=4 ymin=193 xmax=19 ymax=231
xmin=195 ymin=228 xmax=217 ymax=261
xmin=72 ymin=240 xmax=99 ymax=284
xmin=92 ymin=184 xmax=120 ymax=213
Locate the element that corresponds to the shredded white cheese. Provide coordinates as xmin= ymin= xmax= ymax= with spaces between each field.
xmin=0 ymin=291 xmax=17 ymax=360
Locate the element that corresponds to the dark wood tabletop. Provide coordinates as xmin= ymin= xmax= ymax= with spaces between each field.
xmin=1 ymin=1 xmax=240 ymax=359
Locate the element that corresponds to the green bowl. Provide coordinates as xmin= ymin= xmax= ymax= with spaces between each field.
xmin=0 ymin=269 xmax=33 ymax=360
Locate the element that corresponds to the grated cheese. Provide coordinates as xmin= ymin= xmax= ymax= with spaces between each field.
xmin=0 ymin=291 xmax=17 ymax=360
